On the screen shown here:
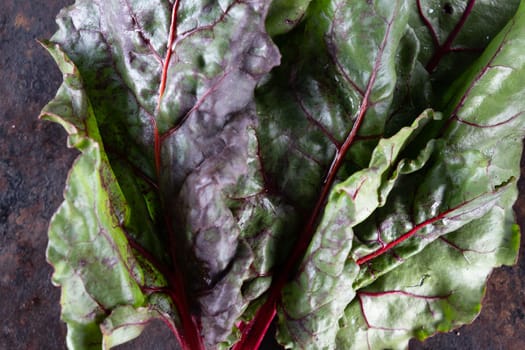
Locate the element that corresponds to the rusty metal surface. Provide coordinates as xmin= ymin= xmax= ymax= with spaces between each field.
xmin=0 ymin=1 xmax=523 ymax=349
xmin=1 ymin=1 xmax=72 ymax=349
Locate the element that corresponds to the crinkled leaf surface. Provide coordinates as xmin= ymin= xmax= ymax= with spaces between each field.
xmin=41 ymin=41 xmax=177 ymax=349
xmin=277 ymin=111 xmax=438 ymax=348
xmin=275 ymin=1 xmax=525 ymax=349
xmin=45 ymin=0 xmax=285 ymax=348
xmin=41 ymin=0 xmax=525 ymax=349
xmin=409 ymin=0 xmax=520 ymax=80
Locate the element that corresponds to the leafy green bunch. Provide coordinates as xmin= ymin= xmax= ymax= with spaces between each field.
xmin=41 ymin=0 xmax=525 ymax=349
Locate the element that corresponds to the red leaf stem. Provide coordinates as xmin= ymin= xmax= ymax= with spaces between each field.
xmin=441 ymin=23 xmax=513 ymax=133
xmin=355 ymin=191 xmax=491 ymax=265
xmin=150 ymin=116 xmax=161 ymax=178
xmin=358 ymin=290 xmax=451 ymax=299
xmin=163 ymin=217 xmax=205 ymax=350
xmin=233 ymin=13 xmax=397 ymax=350
xmin=127 ymin=234 xmax=204 ymax=350
xmin=356 ymin=213 xmax=445 ymax=265
xmin=424 ymin=0 xmax=476 ymax=72
xmin=416 ymin=0 xmax=440 ymax=49
xmin=151 ymin=0 xmax=181 ymax=177
xmin=158 ymin=0 xmax=181 ymax=104
xmin=143 ymin=1 xmax=206 ymax=348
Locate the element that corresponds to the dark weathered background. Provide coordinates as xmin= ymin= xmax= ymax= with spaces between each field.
xmin=1 ymin=1 xmax=523 ymax=349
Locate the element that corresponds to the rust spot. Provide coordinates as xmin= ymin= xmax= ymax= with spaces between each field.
xmin=14 ymin=13 xmax=31 ymax=31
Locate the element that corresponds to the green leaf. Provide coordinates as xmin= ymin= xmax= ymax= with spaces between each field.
xmin=273 ymin=1 xmax=525 ymax=348
xmin=335 ymin=2 xmax=525 ymax=349
xmin=408 ymin=0 xmax=521 ymax=92
xmin=40 ymin=0 xmax=525 ymax=349
xmin=41 ymin=42 xmax=148 ymax=348
xmin=257 ymin=0 xmax=412 ymax=192
xmin=266 ymin=0 xmax=312 ymax=36
xmin=100 ymin=306 xmax=176 ymax=350
xmin=277 ymin=111 xmax=437 ymax=349
xmin=44 ymin=0 xmax=284 ymax=348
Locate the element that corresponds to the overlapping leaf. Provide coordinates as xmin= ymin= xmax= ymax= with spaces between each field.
xmin=275 ymin=1 xmax=525 ymax=349
xmin=40 ymin=43 xmax=172 ymax=349
xmin=277 ymin=111 xmax=438 ymax=348
xmin=45 ymin=0 xmax=284 ymax=348
xmin=41 ymin=0 xmax=524 ymax=349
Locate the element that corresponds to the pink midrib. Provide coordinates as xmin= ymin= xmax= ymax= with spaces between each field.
xmin=355 ymin=200 xmax=463 ymax=265
xmin=232 ymin=13 xmax=397 ymax=349
xmin=143 ymin=0 xmax=481 ymax=348
xmin=234 ymin=1 xmax=482 ymax=346
xmin=425 ymin=0 xmax=476 ymax=72
xmin=147 ymin=1 xmax=206 ymax=349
